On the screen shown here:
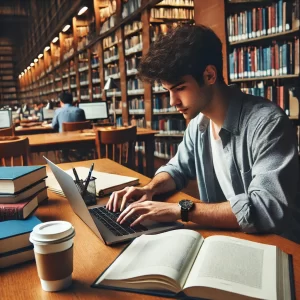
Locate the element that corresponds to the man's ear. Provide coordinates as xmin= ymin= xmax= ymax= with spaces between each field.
xmin=203 ymin=65 xmax=217 ymax=85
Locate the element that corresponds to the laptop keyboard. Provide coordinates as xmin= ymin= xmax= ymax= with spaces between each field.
xmin=90 ymin=206 xmax=148 ymax=236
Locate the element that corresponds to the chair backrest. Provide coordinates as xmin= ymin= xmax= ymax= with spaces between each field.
xmin=0 ymin=126 xmax=14 ymax=136
xmin=0 ymin=136 xmax=30 ymax=166
xmin=94 ymin=126 xmax=137 ymax=169
xmin=62 ymin=121 xmax=92 ymax=132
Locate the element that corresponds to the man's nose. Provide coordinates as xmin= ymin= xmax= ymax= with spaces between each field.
xmin=169 ymin=93 xmax=181 ymax=107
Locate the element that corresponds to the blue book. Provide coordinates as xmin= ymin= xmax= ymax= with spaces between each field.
xmin=0 ymin=215 xmax=41 ymax=255
xmin=0 ymin=166 xmax=46 ymax=194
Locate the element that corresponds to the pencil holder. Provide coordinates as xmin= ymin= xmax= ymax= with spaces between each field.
xmin=74 ymin=176 xmax=97 ymax=206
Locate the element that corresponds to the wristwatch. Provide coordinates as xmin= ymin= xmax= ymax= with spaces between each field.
xmin=178 ymin=199 xmax=194 ymax=222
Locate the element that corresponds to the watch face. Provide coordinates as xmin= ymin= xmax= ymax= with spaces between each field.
xmin=179 ymin=200 xmax=194 ymax=210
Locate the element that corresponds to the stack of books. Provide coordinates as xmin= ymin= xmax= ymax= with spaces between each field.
xmin=0 ymin=166 xmax=48 ymax=221
xmin=0 ymin=166 xmax=47 ymax=268
xmin=0 ymin=215 xmax=42 ymax=268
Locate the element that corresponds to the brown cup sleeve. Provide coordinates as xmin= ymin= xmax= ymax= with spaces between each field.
xmin=35 ymin=246 xmax=73 ymax=281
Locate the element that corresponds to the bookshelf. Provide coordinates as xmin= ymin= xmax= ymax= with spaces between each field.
xmin=225 ymin=0 xmax=300 ymax=123
xmin=18 ymin=0 xmax=196 ymax=160
xmin=0 ymin=40 xmax=18 ymax=106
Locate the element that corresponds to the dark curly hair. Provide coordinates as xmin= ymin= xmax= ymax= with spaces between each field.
xmin=138 ymin=25 xmax=224 ymax=85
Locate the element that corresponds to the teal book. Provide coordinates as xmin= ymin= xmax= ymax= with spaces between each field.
xmin=0 ymin=215 xmax=41 ymax=254
xmin=0 ymin=166 xmax=47 ymax=194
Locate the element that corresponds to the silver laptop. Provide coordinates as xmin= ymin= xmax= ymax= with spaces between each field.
xmin=45 ymin=157 xmax=183 ymax=245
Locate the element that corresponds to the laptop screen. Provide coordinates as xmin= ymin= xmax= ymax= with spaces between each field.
xmin=78 ymin=102 xmax=108 ymax=120
xmin=0 ymin=110 xmax=12 ymax=128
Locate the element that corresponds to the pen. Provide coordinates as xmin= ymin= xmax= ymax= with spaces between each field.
xmin=82 ymin=163 xmax=94 ymax=197
xmin=73 ymin=167 xmax=84 ymax=192
xmin=72 ymin=167 xmax=80 ymax=183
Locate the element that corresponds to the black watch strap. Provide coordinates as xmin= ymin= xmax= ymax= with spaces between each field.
xmin=181 ymin=209 xmax=189 ymax=222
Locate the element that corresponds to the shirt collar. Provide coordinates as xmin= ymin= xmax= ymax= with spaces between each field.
xmin=198 ymin=85 xmax=245 ymax=135
xmin=62 ymin=103 xmax=71 ymax=108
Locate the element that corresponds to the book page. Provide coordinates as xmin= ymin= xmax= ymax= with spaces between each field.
xmin=184 ymin=236 xmax=277 ymax=300
xmin=96 ymin=229 xmax=204 ymax=289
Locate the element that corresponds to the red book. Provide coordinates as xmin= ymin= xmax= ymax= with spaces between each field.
xmin=0 ymin=196 xmax=38 ymax=221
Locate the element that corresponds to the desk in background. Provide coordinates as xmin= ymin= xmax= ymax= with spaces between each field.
xmin=15 ymin=125 xmax=55 ymax=135
xmin=1 ymin=159 xmax=299 ymax=300
xmin=20 ymin=128 xmax=158 ymax=177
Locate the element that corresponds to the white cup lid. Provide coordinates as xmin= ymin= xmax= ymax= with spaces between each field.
xmin=30 ymin=221 xmax=75 ymax=244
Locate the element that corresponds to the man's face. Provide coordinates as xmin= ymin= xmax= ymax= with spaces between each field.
xmin=162 ymin=75 xmax=213 ymax=120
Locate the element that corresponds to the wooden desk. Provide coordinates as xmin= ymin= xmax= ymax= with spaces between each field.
xmin=15 ymin=125 xmax=55 ymax=135
xmin=20 ymin=127 xmax=158 ymax=177
xmin=1 ymin=159 xmax=299 ymax=300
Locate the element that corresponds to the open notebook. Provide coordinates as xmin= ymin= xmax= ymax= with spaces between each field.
xmin=46 ymin=166 xmax=139 ymax=197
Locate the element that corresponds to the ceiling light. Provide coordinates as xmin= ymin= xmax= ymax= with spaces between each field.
xmin=24 ymin=69 xmax=27 ymax=73
xmin=38 ymin=53 xmax=43 ymax=58
xmin=78 ymin=6 xmax=88 ymax=15
xmin=62 ymin=24 xmax=70 ymax=32
xmin=44 ymin=46 xmax=50 ymax=51
xmin=52 ymin=36 xmax=59 ymax=43
xmin=21 ymin=72 xmax=24 ymax=75
xmin=19 ymin=75 xmax=21 ymax=78
xmin=30 ymin=63 xmax=34 ymax=67
xmin=27 ymin=66 xmax=31 ymax=70
xmin=34 ymin=58 xmax=38 ymax=63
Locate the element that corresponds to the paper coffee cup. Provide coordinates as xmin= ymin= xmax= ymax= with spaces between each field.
xmin=30 ymin=221 xmax=75 ymax=292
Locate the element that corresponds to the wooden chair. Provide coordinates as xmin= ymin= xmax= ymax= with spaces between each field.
xmin=0 ymin=136 xmax=30 ymax=166
xmin=62 ymin=121 xmax=91 ymax=132
xmin=94 ymin=126 xmax=137 ymax=169
xmin=61 ymin=121 xmax=93 ymax=161
xmin=0 ymin=126 xmax=15 ymax=136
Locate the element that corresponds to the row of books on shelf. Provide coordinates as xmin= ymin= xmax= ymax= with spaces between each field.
xmin=229 ymin=38 xmax=300 ymax=79
xmin=241 ymin=84 xmax=299 ymax=118
xmin=154 ymin=140 xmax=181 ymax=159
xmin=127 ymin=78 xmax=144 ymax=91
xmin=124 ymin=21 xmax=142 ymax=36
xmin=103 ymin=34 xmax=118 ymax=49
xmin=152 ymin=118 xmax=186 ymax=133
xmin=130 ymin=116 xmax=146 ymax=128
xmin=153 ymin=94 xmax=174 ymax=112
xmin=124 ymin=34 xmax=142 ymax=50
xmin=128 ymin=97 xmax=144 ymax=110
xmin=227 ymin=0 xmax=300 ymax=42
xmin=150 ymin=7 xmax=194 ymax=19
xmin=122 ymin=0 xmax=142 ymax=19
xmin=126 ymin=56 xmax=140 ymax=71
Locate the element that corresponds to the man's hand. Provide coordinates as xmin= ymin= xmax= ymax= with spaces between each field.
xmin=106 ymin=186 xmax=154 ymax=212
xmin=116 ymin=201 xmax=181 ymax=227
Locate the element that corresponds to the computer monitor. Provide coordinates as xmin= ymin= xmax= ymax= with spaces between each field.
xmin=42 ymin=107 xmax=56 ymax=121
xmin=78 ymin=102 xmax=109 ymax=121
xmin=0 ymin=110 xmax=12 ymax=129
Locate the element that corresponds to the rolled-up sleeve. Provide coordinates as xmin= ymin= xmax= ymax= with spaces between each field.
xmin=155 ymin=120 xmax=197 ymax=190
xmin=229 ymin=116 xmax=299 ymax=233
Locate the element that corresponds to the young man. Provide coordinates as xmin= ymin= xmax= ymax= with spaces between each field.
xmin=52 ymin=92 xmax=86 ymax=132
xmin=107 ymin=25 xmax=300 ymax=242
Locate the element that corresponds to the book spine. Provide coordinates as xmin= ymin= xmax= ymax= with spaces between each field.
xmin=0 ymin=206 xmax=22 ymax=221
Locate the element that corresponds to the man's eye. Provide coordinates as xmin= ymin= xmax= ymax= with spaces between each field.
xmin=176 ymin=86 xmax=186 ymax=91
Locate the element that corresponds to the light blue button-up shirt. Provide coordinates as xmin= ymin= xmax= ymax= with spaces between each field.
xmin=156 ymin=87 xmax=300 ymax=243
xmin=52 ymin=104 xmax=86 ymax=132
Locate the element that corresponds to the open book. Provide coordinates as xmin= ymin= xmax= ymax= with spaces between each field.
xmin=46 ymin=167 xmax=139 ymax=197
xmin=92 ymin=229 xmax=294 ymax=300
